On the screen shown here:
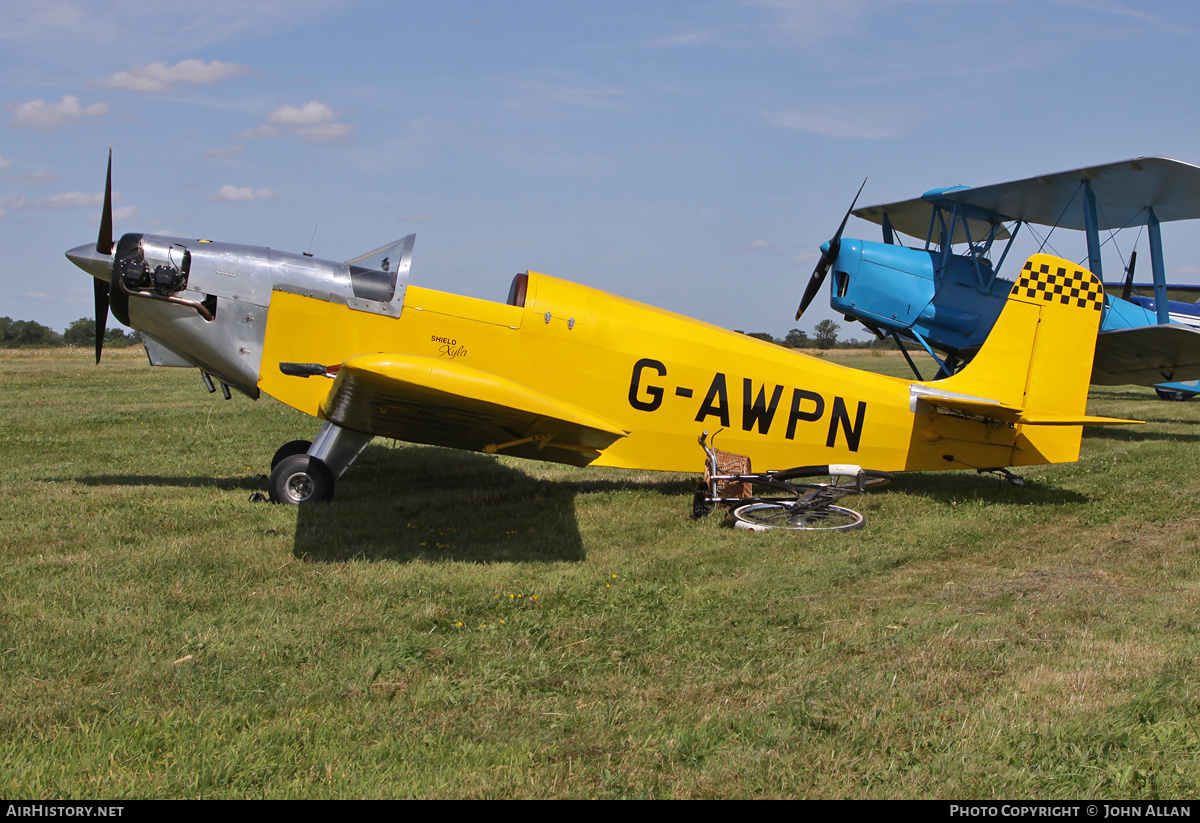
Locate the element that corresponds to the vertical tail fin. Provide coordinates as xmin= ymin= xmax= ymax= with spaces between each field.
xmin=933 ymin=253 xmax=1132 ymax=465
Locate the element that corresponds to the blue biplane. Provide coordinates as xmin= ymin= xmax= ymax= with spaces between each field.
xmin=798 ymin=157 xmax=1200 ymax=399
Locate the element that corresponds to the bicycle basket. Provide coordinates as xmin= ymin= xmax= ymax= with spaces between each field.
xmin=705 ymin=448 xmax=753 ymax=499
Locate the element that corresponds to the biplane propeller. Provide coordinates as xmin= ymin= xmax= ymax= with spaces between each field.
xmin=796 ymin=178 xmax=866 ymax=321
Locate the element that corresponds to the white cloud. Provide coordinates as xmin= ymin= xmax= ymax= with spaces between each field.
xmin=267 ymin=101 xmax=354 ymax=143
xmin=267 ymin=101 xmax=336 ymax=127
xmin=100 ymin=59 xmax=251 ymax=92
xmin=10 ymin=95 xmax=109 ymax=131
xmin=237 ymin=124 xmax=280 ymax=139
xmin=239 ymin=100 xmax=353 ymax=144
xmin=207 ymin=185 xmax=278 ymax=202
xmin=204 ymin=144 xmax=246 ymax=159
xmin=29 ymin=192 xmax=105 ymax=209
xmin=112 ymin=206 xmax=139 ymax=221
xmin=0 ymin=155 xmax=11 ymax=169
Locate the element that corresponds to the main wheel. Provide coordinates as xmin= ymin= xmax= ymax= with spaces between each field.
xmin=271 ymin=439 xmax=313 ymax=469
xmin=268 ymin=454 xmax=334 ymax=505
xmin=727 ymin=501 xmax=865 ymax=531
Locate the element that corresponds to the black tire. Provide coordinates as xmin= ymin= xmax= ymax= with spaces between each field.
xmin=1155 ymin=388 xmax=1197 ymax=401
xmin=727 ymin=501 xmax=865 ymax=531
xmin=271 ymin=439 xmax=312 ymax=470
xmin=268 ymin=454 xmax=334 ymax=505
xmin=770 ymin=465 xmax=892 ymax=490
xmin=692 ymin=481 xmax=714 ymax=519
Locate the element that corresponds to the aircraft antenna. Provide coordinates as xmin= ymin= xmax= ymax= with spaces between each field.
xmin=306 ymin=222 xmax=319 ymax=257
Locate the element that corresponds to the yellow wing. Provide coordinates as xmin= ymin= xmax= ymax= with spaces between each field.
xmin=319 ymin=354 xmax=628 ymax=466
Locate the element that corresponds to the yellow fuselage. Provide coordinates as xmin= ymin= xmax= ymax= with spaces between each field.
xmin=257 ymin=271 xmax=1043 ymax=475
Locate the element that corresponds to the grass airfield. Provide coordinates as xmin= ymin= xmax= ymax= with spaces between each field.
xmin=3 ymin=347 xmax=1200 ymax=799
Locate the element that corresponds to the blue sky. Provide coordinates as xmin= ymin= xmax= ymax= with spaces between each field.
xmin=3 ymin=0 xmax=1200 ymax=338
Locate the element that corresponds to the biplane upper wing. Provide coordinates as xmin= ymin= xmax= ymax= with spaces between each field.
xmin=1091 ymin=324 xmax=1200 ymax=386
xmin=318 ymin=354 xmax=628 ymax=466
xmin=852 ymin=191 xmax=1011 ymax=245
xmin=854 ymin=157 xmax=1200 ymax=242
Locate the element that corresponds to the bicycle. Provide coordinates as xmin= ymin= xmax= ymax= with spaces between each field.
xmin=693 ymin=430 xmax=892 ymax=531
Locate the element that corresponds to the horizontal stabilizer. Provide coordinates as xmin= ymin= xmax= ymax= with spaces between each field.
xmin=910 ymin=386 xmax=1141 ymax=427
xmin=320 ymin=354 xmax=628 ymax=465
xmin=1093 ymin=323 xmax=1200 ymax=386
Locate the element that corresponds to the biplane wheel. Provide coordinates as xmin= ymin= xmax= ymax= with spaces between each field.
xmin=1155 ymin=388 xmax=1197 ymax=401
xmin=727 ymin=501 xmax=864 ymax=532
xmin=271 ymin=439 xmax=313 ymax=469
xmin=268 ymin=454 xmax=334 ymax=505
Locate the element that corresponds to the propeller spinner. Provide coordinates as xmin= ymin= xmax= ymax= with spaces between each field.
xmin=796 ymin=178 xmax=867 ymax=321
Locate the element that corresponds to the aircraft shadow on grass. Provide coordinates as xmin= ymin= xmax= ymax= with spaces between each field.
xmin=75 ymin=474 xmax=263 ymax=491
xmin=73 ymin=446 xmax=695 ymax=564
xmin=291 ymin=446 xmax=695 ymax=564
xmin=884 ymin=472 xmax=1088 ymax=506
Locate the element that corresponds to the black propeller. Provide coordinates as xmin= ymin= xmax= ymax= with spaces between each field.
xmin=94 ymin=148 xmax=114 ymax=363
xmin=1120 ymin=249 xmax=1138 ymax=302
xmin=796 ymin=178 xmax=867 ymax=321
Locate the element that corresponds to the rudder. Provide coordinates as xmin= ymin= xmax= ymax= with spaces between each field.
xmin=934 ymin=253 xmax=1108 ymax=465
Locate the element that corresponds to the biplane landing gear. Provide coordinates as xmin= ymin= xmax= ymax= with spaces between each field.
xmin=266 ymin=421 xmax=373 ymax=505
xmin=269 ymin=455 xmax=334 ymax=504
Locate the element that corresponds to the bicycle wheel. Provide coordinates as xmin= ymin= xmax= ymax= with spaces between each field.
xmin=770 ymin=465 xmax=892 ymax=490
xmin=727 ymin=501 xmax=865 ymax=531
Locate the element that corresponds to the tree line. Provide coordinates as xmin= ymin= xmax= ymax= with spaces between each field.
xmin=0 ymin=317 xmax=140 ymax=349
xmin=738 ymin=319 xmax=897 ymax=351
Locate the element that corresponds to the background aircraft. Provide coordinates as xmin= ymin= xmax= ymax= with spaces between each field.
xmin=67 ymin=154 xmax=1137 ymax=505
xmin=796 ymin=158 xmax=1200 ymax=399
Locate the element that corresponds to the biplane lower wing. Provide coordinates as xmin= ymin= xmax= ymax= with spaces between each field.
xmin=1091 ymin=324 xmax=1200 ymax=386
xmin=319 ymin=354 xmax=628 ymax=466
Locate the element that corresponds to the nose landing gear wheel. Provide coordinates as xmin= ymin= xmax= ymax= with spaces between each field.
xmin=268 ymin=454 xmax=334 ymax=504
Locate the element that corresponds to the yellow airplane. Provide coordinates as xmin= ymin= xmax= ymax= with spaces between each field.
xmin=66 ymin=153 xmax=1137 ymax=506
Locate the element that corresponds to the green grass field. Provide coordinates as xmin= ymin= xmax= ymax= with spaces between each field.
xmin=3 ymin=348 xmax=1200 ymax=798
